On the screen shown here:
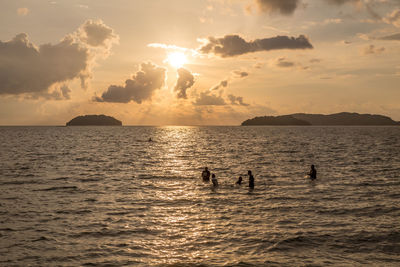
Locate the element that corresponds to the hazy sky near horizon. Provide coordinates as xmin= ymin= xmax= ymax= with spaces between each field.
xmin=1 ymin=0 xmax=400 ymax=125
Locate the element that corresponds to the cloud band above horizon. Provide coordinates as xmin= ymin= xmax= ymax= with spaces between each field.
xmin=199 ymin=34 xmax=313 ymax=57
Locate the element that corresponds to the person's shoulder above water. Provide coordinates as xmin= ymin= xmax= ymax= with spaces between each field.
xmin=309 ymin=164 xmax=317 ymax=180
xmin=211 ymin=173 xmax=218 ymax=187
xmin=248 ymin=170 xmax=255 ymax=188
xmin=202 ymin=167 xmax=211 ymax=182
xmin=236 ymin=176 xmax=242 ymax=185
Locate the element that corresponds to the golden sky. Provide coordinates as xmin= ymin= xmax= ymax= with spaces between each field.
xmin=1 ymin=0 xmax=400 ymax=125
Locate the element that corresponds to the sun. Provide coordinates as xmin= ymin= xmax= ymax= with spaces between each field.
xmin=166 ymin=52 xmax=187 ymax=69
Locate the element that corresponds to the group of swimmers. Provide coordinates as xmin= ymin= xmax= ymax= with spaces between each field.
xmin=201 ymin=165 xmax=317 ymax=188
xmin=201 ymin=167 xmax=256 ymax=189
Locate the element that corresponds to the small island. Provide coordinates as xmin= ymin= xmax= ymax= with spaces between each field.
xmin=242 ymin=112 xmax=400 ymax=126
xmin=66 ymin=115 xmax=122 ymax=126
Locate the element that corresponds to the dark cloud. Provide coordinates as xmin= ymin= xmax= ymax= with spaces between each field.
xmin=211 ymin=80 xmax=228 ymax=91
xmin=200 ymin=34 xmax=313 ymax=57
xmin=31 ymin=85 xmax=71 ymax=100
xmin=193 ymin=91 xmax=226 ymax=106
xmin=79 ymin=19 xmax=118 ymax=47
xmin=362 ymin=44 xmax=385 ymax=55
xmin=228 ymin=94 xmax=249 ymax=106
xmin=175 ymin=68 xmax=195 ymax=99
xmin=0 ymin=33 xmax=88 ymax=96
xmin=275 ymin=57 xmax=295 ymax=68
xmin=325 ymin=0 xmax=360 ymax=5
xmin=0 ymin=20 xmax=117 ymax=99
xmin=365 ymin=3 xmax=381 ymax=20
xmin=255 ymin=0 xmax=300 ymax=15
xmin=310 ymin=58 xmax=322 ymax=63
xmin=232 ymin=70 xmax=249 ymax=78
xmin=379 ymin=33 xmax=400 ymax=40
xmin=94 ymin=62 xmax=166 ymax=103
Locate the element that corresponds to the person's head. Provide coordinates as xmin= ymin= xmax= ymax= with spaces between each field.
xmin=311 ymin=164 xmax=315 ymax=169
xmin=212 ymin=173 xmax=216 ymax=178
xmin=248 ymin=170 xmax=252 ymax=175
xmin=205 ymin=167 xmax=208 ymax=171
xmin=238 ymin=176 xmax=242 ymax=181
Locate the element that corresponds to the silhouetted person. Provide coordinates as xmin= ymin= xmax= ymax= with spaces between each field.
xmin=236 ymin=176 xmax=243 ymax=185
xmin=202 ymin=167 xmax=210 ymax=182
xmin=308 ymin=165 xmax=317 ymax=180
xmin=211 ymin=173 xmax=218 ymax=187
xmin=148 ymin=137 xmax=152 ymax=142
xmin=248 ymin=170 xmax=254 ymax=189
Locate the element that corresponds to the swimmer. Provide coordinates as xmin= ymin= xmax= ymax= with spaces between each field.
xmin=211 ymin=173 xmax=218 ymax=187
xmin=201 ymin=167 xmax=210 ymax=182
xmin=308 ymin=165 xmax=317 ymax=180
xmin=236 ymin=176 xmax=243 ymax=185
xmin=248 ymin=170 xmax=254 ymax=189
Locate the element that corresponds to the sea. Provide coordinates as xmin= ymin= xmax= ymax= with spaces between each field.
xmin=0 ymin=126 xmax=399 ymax=266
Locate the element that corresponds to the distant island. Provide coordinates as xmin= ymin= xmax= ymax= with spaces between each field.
xmin=241 ymin=112 xmax=400 ymax=126
xmin=66 ymin=115 xmax=122 ymax=126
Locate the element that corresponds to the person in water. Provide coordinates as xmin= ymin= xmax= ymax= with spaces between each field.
xmin=248 ymin=170 xmax=254 ymax=189
xmin=236 ymin=176 xmax=243 ymax=185
xmin=211 ymin=173 xmax=218 ymax=187
xmin=308 ymin=165 xmax=317 ymax=180
xmin=202 ymin=167 xmax=211 ymax=182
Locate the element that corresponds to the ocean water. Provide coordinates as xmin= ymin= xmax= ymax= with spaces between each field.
xmin=0 ymin=126 xmax=399 ymax=266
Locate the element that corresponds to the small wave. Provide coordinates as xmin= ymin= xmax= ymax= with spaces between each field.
xmin=0 ymin=179 xmax=41 ymax=185
xmin=56 ymin=209 xmax=92 ymax=215
xmin=0 ymin=227 xmax=16 ymax=232
xmin=31 ymin=236 xmax=52 ymax=242
xmin=69 ymin=227 xmax=159 ymax=238
xmin=267 ymin=235 xmax=317 ymax=252
xmin=52 ymin=177 xmax=69 ymax=181
xmin=36 ymin=185 xmax=79 ymax=192
xmin=78 ymin=178 xmax=102 ymax=183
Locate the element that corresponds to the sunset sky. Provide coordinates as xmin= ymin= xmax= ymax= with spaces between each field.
xmin=1 ymin=0 xmax=400 ymax=125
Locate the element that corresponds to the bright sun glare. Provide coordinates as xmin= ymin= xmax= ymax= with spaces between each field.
xmin=166 ymin=52 xmax=187 ymax=69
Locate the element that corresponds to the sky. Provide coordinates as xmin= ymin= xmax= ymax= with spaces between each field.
xmin=1 ymin=0 xmax=400 ymax=125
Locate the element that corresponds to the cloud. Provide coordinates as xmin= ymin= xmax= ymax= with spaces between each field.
xmin=78 ymin=19 xmax=118 ymax=48
xmin=199 ymin=34 xmax=313 ymax=57
xmin=383 ymin=9 xmax=400 ymax=28
xmin=275 ymin=57 xmax=296 ymax=68
xmin=270 ymin=57 xmax=311 ymax=70
xmin=0 ymin=34 xmax=88 ymax=97
xmin=194 ymin=91 xmax=226 ymax=106
xmin=17 ymin=7 xmax=29 ymax=16
xmin=324 ymin=0 xmax=360 ymax=5
xmin=175 ymin=68 xmax=195 ymax=99
xmin=379 ymin=33 xmax=400 ymax=40
xmin=228 ymin=94 xmax=249 ymax=106
xmin=29 ymin=85 xmax=71 ymax=100
xmin=232 ymin=70 xmax=249 ymax=78
xmin=361 ymin=44 xmax=385 ymax=55
xmin=94 ymin=62 xmax=166 ymax=103
xmin=255 ymin=0 xmax=300 ymax=15
xmin=0 ymin=20 xmax=118 ymax=99
xmin=310 ymin=58 xmax=322 ymax=63
xmin=211 ymin=80 xmax=228 ymax=91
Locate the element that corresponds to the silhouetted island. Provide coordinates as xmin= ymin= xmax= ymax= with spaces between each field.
xmin=66 ymin=115 xmax=122 ymax=126
xmin=242 ymin=112 xmax=400 ymax=126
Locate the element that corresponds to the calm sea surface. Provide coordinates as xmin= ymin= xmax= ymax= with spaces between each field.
xmin=0 ymin=126 xmax=399 ymax=266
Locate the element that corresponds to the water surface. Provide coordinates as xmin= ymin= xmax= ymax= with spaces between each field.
xmin=1 ymin=126 xmax=399 ymax=266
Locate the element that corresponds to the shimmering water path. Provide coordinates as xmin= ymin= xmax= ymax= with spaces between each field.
xmin=1 ymin=126 xmax=399 ymax=266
